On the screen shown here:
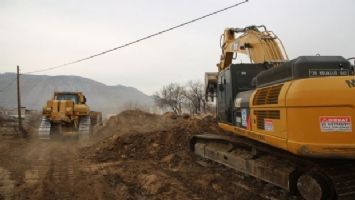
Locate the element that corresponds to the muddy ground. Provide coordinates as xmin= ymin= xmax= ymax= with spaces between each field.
xmin=0 ymin=110 xmax=299 ymax=200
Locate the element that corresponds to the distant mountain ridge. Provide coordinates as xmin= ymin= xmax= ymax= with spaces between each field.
xmin=0 ymin=73 xmax=154 ymax=115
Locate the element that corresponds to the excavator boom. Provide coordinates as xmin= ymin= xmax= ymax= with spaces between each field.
xmin=206 ymin=25 xmax=288 ymax=100
xmin=218 ymin=25 xmax=288 ymax=71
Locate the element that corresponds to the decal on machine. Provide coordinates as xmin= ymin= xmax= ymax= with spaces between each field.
xmin=320 ymin=116 xmax=352 ymax=132
xmin=309 ymin=69 xmax=349 ymax=77
xmin=236 ymin=117 xmax=241 ymax=123
xmin=264 ymin=119 xmax=273 ymax=131
xmin=345 ymin=79 xmax=355 ymax=88
xmin=241 ymin=109 xmax=247 ymax=127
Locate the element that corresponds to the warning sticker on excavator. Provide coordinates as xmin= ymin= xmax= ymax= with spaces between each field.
xmin=320 ymin=116 xmax=352 ymax=132
xmin=264 ymin=119 xmax=273 ymax=131
xmin=241 ymin=109 xmax=247 ymax=127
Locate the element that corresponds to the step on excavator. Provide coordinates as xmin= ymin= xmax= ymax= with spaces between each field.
xmin=38 ymin=92 xmax=102 ymax=139
xmin=190 ymin=25 xmax=355 ymax=200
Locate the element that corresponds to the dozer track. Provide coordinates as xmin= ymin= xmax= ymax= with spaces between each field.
xmin=38 ymin=117 xmax=51 ymax=139
xmin=78 ymin=116 xmax=91 ymax=136
xmin=190 ymin=133 xmax=355 ymax=200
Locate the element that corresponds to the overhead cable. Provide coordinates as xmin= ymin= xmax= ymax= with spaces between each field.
xmin=24 ymin=0 xmax=249 ymax=74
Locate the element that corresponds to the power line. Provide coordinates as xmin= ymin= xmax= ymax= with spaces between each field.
xmin=24 ymin=0 xmax=249 ymax=74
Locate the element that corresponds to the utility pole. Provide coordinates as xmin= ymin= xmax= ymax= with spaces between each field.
xmin=16 ymin=65 xmax=24 ymax=136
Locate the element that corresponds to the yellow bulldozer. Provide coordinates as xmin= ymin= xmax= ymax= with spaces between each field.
xmin=39 ymin=91 xmax=102 ymax=139
xmin=191 ymin=25 xmax=355 ymax=200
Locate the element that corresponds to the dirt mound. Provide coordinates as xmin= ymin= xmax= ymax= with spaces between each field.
xmin=87 ymin=109 xmax=219 ymax=162
xmin=84 ymin=112 xmax=248 ymax=200
xmin=91 ymin=114 xmax=219 ymax=163
xmin=90 ymin=110 xmax=173 ymax=141
xmin=106 ymin=109 xmax=166 ymax=132
xmin=81 ymin=110 xmax=291 ymax=200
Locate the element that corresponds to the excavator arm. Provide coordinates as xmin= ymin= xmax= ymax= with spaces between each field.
xmin=205 ymin=25 xmax=288 ymax=100
xmin=218 ymin=25 xmax=288 ymax=70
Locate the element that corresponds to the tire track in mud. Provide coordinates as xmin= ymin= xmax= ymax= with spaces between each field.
xmin=0 ymin=139 xmax=27 ymax=200
xmin=40 ymin=142 xmax=77 ymax=200
xmin=0 ymin=138 xmax=112 ymax=200
xmin=20 ymin=141 xmax=79 ymax=200
xmin=0 ymin=167 xmax=15 ymax=200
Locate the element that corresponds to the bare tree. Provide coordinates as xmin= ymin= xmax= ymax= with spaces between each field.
xmin=184 ymin=80 xmax=204 ymax=115
xmin=153 ymin=83 xmax=186 ymax=115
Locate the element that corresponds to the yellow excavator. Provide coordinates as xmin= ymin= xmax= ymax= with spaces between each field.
xmin=39 ymin=91 xmax=102 ymax=139
xmin=190 ymin=25 xmax=355 ymax=200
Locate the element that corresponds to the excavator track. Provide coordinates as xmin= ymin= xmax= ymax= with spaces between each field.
xmin=78 ymin=116 xmax=91 ymax=136
xmin=314 ymin=161 xmax=355 ymax=199
xmin=190 ymin=133 xmax=355 ymax=200
xmin=38 ymin=117 xmax=51 ymax=139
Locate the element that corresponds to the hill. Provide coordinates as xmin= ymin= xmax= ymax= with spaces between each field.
xmin=0 ymin=73 xmax=154 ymax=116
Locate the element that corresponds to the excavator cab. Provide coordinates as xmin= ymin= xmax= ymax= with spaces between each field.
xmin=215 ymin=63 xmax=272 ymax=123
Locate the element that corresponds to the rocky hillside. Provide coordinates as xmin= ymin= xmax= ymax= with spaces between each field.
xmin=0 ymin=73 xmax=153 ymax=116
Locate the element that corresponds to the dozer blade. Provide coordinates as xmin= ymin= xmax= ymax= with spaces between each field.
xmin=78 ymin=116 xmax=91 ymax=136
xmin=38 ymin=117 xmax=51 ymax=139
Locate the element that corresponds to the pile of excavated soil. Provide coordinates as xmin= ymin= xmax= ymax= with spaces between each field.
xmin=88 ymin=110 xmax=222 ymax=163
xmin=89 ymin=113 xmax=221 ymax=162
xmin=81 ymin=110 xmax=293 ymax=200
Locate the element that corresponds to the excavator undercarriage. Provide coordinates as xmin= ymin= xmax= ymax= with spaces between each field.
xmin=191 ymin=133 xmax=355 ymax=200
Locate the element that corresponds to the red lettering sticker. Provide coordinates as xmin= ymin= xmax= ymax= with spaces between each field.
xmin=319 ymin=116 xmax=352 ymax=132
xmin=264 ymin=119 xmax=273 ymax=131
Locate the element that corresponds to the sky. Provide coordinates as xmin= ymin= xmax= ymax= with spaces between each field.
xmin=0 ymin=0 xmax=354 ymax=95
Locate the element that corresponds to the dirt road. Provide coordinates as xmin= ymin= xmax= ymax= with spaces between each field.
xmin=0 ymin=137 xmax=129 ymax=200
xmin=0 ymin=110 xmax=299 ymax=200
xmin=0 ymin=139 xmax=76 ymax=199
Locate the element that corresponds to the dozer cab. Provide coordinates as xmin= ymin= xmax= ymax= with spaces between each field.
xmin=38 ymin=92 xmax=101 ymax=139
